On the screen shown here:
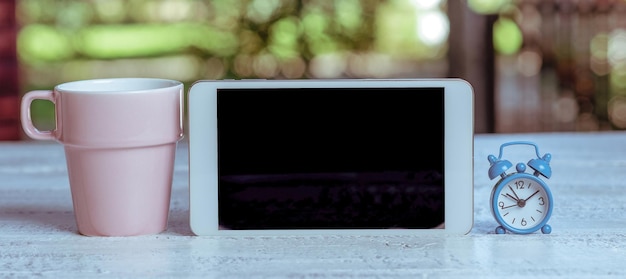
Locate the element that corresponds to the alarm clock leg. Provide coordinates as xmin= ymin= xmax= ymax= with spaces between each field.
xmin=495 ymin=226 xmax=506 ymax=234
xmin=541 ymin=224 xmax=552 ymax=234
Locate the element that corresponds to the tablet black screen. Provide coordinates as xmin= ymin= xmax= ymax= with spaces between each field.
xmin=217 ymin=87 xmax=444 ymax=229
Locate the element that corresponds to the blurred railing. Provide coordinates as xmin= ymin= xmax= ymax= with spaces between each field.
xmin=0 ymin=0 xmax=18 ymax=140
xmin=494 ymin=0 xmax=626 ymax=132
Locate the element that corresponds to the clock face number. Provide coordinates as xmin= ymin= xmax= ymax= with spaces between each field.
xmin=496 ymin=177 xmax=549 ymax=230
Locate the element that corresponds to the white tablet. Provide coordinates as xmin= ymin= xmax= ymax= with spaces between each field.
xmin=188 ymin=79 xmax=474 ymax=236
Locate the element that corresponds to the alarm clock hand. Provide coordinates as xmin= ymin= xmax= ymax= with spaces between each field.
xmin=524 ymin=190 xmax=540 ymax=201
xmin=504 ymin=193 xmax=519 ymax=202
xmin=501 ymin=203 xmax=517 ymax=209
xmin=508 ymin=185 xmax=521 ymax=201
xmin=503 ymin=185 xmax=521 ymax=202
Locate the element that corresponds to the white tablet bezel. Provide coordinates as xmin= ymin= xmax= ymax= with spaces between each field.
xmin=188 ymin=79 xmax=474 ymax=236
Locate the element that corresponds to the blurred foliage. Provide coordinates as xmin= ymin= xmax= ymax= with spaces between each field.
xmin=16 ymin=0 xmax=452 ymax=130
xmin=17 ymin=0 xmax=450 ymax=84
xmin=20 ymin=0 xmax=613 ymax=132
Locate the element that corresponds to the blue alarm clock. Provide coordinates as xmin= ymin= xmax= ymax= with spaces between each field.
xmin=487 ymin=141 xmax=553 ymax=234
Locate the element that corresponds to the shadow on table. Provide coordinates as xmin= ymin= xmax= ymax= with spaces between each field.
xmin=0 ymin=205 xmax=196 ymax=236
xmin=166 ymin=208 xmax=193 ymax=236
xmin=0 ymin=205 xmax=77 ymax=234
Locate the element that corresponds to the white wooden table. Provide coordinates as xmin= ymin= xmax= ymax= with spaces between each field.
xmin=2 ymin=132 xmax=626 ymax=278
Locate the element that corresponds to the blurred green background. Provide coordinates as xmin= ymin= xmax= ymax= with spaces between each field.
xmin=16 ymin=0 xmax=457 ymax=133
xmin=10 ymin=0 xmax=626 ymax=134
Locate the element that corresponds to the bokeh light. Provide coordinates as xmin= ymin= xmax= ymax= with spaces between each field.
xmin=346 ymin=52 xmax=394 ymax=78
xmin=17 ymin=24 xmax=73 ymax=63
xmin=493 ymin=17 xmax=523 ymax=55
xmin=590 ymin=33 xmax=608 ymax=61
xmin=610 ymin=62 xmax=626 ymax=90
xmin=374 ymin=0 xmax=448 ymax=60
xmin=309 ymin=53 xmax=347 ymax=78
xmin=590 ymin=33 xmax=610 ymax=76
xmin=75 ymin=24 xmax=188 ymax=59
xmin=252 ymin=52 xmax=279 ymax=78
xmin=516 ymin=49 xmax=542 ymax=77
xmin=468 ymin=0 xmax=510 ymax=14
xmin=609 ymin=96 xmax=626 ymax=129
xmin=416 ymin=10 xmax=449 ymax=47
xmin=268 ymin=17 xmax=301 ymax=59
xmin=279 ymin=56 xmax=306 ymax=79
xmin=93 ymin=0 xmax=126 ymax=23
xmin=576 ymin=113 xmax=599 ymax=131
xmin=552 ymin=94 xmax=579 ymax=123
xmin=608 ymin=29 xmax=626 ymax=67
xmin=411 ymin=0 xmax=442 ymax=10
xmin=335 ymin=0 xmax=363 ymax=34
xmin=247 ymin=0 xmax=281 ymax=23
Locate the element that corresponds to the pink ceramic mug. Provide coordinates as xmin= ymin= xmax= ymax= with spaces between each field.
xmin=20 ymin=78 xmax=184 ymax=236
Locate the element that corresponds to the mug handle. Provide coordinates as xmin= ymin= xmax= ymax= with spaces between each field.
xmin=20 ymin=90 xmax=56 ymax=140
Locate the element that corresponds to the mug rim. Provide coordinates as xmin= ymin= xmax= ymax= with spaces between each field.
xmin=55 ymin=78 xmax=182 ymax=94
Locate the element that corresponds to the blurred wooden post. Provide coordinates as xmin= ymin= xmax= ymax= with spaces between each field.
xmin=447 ymin=1 xmax=495 ymax=133
xmin=0 ymin=0 xmax=19 ymax=140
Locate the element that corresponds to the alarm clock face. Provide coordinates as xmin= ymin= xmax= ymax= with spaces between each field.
xmin=491 ymin=174 xmax=553 ymax=233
